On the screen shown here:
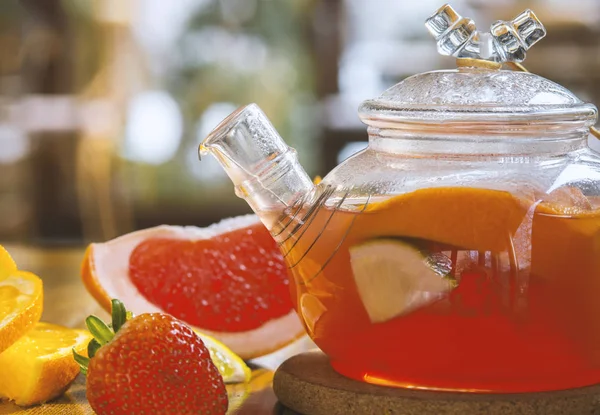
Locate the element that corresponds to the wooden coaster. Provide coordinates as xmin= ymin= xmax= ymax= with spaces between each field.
xmin=273 ymin=351 xmax=600 ymax=415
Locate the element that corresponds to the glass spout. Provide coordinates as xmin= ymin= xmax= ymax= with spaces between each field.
xmin=199 ymin=103 xmax=314 ymax=230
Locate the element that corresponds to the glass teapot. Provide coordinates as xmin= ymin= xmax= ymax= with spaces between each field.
xmin=200 ymin=4 xmax=600 ymax=393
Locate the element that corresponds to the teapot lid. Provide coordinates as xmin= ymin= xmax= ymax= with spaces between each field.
xmin=359 ymin=4 xmax=598 ymax=129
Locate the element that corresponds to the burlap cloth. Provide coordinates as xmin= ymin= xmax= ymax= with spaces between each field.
xmin=0 ymin=376 xmax=93 ymax=415
xmin=0 ymin=369 xmax=275 ymax=415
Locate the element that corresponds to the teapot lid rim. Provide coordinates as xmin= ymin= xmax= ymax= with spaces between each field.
xmin=358 ymin=67 xmax=598 ymax=128
xmin=358 ymin=105 xmax=597 ymax=127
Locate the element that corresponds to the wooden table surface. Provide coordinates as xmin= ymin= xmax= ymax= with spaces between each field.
xmin=0 ymin=244 xmax=308 ymax=414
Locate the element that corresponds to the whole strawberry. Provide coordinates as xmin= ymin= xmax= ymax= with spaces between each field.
xmin=73 ymin=299 xmax=228 ymax=415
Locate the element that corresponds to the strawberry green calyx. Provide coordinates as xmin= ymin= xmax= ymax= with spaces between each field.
xmin=86 ymin=316 xmax=114 ymax=345
xmin=73 ymin=299 xmax=130 ymax=375
xmin=87 ymin=339 xmax=101 ymax=358
xmin=72 ymin=351 xmax=90 ymax=375
xmin=111 ymin=299 xmax=127 ymax=332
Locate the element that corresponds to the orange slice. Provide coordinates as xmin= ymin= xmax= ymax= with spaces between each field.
xmin=0 ymin=322 xmax=90 ymax=406
xmin=0 ymin=246 xmax=17 ymax=282
xmin=0 ymin=270 xmax=44 ymax=355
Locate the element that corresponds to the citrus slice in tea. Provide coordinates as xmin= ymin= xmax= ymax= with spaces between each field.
xmin=0 ymin=322 xmax=90 ymax=406
xmin=349 ymin=238 xmax=456 ymax=323
xmin=81 ymin=215 xmax=304 ymax=360
xmin=0 ymin=270 xmax=44 ymax=354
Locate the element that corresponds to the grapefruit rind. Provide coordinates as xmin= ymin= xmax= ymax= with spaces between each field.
xmin=81 ymin=216 xmax=305 ymax=360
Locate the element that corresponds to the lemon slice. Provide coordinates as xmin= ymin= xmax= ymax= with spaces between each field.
xmin=0 ymin=322 xmax=91 ymax=406
xmin=0 ymin=246 xmax=17 ymax=282
xmin=350 ymin=239 xmax=456 ymax=323
xmin=227 ymin=381 xmax=251 ymax=413
xmin=193 ymin=329 xmax=251 ymax=384
xmin=0 ymin=271 xmax=44 ymax=354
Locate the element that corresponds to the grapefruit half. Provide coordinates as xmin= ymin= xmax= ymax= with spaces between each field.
xmin=81 ymin=214 xmax=304 ymax=360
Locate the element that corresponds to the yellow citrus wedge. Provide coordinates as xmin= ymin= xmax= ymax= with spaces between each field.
xmin=226 ymin=381 xmax=250 ymax=413
xmin=0 ymin=322 xmax=91 ymax=406
xmin=0 ymin=270 xmax=44 ymax=355
xmin=193 ymin=329 xmax=251 ymax=384
xmin=0 ymin=246 xmax=17 ymax=281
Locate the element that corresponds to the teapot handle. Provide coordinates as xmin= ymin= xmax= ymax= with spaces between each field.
xmin=505 ymin=61 xmax=600 ymax=142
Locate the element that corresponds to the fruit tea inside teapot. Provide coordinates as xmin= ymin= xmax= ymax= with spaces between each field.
xmin=200 ymin=3 xmax=600 ymax=393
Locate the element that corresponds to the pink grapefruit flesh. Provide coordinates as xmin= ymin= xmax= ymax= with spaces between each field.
xmin=128 ymin=225 xmax=293 ymax=332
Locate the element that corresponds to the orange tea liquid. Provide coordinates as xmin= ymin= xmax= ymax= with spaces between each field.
xmin=280 ymin=187 xmax=600 ymax=392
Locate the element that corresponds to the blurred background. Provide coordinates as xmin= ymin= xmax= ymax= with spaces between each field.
xmin=1 ymin=0 xmax=600 ymax=247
